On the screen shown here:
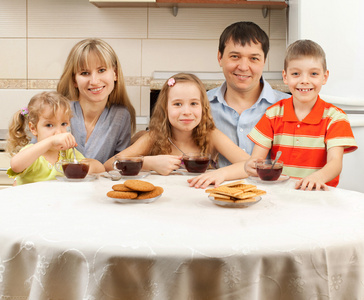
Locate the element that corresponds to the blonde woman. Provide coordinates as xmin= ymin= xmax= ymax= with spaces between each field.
xmin=57 ymin=38 xmax=136 ymax=164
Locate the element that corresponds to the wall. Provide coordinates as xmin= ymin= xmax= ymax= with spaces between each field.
xmin=0 ymin=0 xmax=287 ymax=131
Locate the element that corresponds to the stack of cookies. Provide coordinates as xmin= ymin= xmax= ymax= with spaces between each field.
xmin=206 ymin=180 xmax=266 ymax=204
xmin=107 ymin=179 xmax=164 ymax=200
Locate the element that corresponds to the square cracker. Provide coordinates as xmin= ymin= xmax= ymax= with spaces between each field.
xmin=221 ymin=180 xmax=245 ymax=187
xmin=208 ymin=193 xmax=231 ymax=200
xmin=205 ymin=186 xmax=246 ymax=197
xmin=234 ymin=197 xmax=258 ymax=203
xmin=234 ymin=191 xmax=259 ymax=199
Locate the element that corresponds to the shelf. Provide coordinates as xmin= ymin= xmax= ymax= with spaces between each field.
xmin=90 ymin=0 xmax=288 ymax=9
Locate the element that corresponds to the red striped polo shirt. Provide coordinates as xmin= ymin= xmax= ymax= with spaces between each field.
xmin=248 ymin=96 xmax=358 ymax=187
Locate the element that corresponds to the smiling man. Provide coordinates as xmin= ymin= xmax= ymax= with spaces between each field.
xmin=207 ymin=22 xmax=289 ymax=167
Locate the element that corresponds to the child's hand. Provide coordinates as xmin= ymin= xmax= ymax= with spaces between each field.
xmin=145 ymin=155 xmax=182 ymax=175
xmin=50 ymin=132 xmax=77 ymax=150
xmin=295 ymin=173 xmax=329 ymax=191
xmin=244 ymin=158 xmax=258 ymax=177
xmin=187 ymin=170 xmax=225 ymax=189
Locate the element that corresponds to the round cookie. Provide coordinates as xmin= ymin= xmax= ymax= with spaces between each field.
xmin=107 ymin=191 xmax=138 ymax=199
xmin=136 ymin=186 xmax=164 ymax=199
xmin=124 ymin=180 xmax=155 ymax=192
xmin=112 ymin=184 xmax=133 ymax=192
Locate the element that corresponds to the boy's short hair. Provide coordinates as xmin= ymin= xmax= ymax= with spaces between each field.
xmin=284 ymin=39 xmax=327 ymax=71
xmin=218 ymin=21 xmax=269 ymax=59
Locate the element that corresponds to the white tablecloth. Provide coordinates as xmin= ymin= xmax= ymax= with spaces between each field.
xmin=0 ymin=174 xmax=364 ymax=300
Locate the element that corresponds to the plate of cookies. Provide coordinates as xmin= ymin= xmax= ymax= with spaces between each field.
xmin=206 ymin=180 xmax=266 ymax=208
xmin=106 ymin=179 xmax=164 ymax=204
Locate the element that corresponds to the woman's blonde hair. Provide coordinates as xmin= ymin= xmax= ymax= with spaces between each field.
xmin=148 ymin=73 xmax=215 ymax=155
xmin=7 ymin=91 xmax=72 ymax=156
xmin=57 ymin=38 xmax=136 ymax=133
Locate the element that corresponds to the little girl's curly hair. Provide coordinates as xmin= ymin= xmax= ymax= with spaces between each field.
xmin=148 ymin=73 xmax=215 ymax=155
xmin=7 ymin=91 xmax=72 ymax=156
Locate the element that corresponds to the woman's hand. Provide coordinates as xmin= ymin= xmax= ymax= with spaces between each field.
xmin=144 ymin=155 xmax=182 ymax=175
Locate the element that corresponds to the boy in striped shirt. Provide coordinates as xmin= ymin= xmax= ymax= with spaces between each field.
xmin=245 ymin=40 xmax=357 ymax=191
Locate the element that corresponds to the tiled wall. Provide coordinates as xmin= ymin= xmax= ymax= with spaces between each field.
xmin=0 ymin=0 xmax=287 ymax=130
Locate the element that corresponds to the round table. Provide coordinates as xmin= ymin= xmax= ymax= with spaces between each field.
xmin=0 ymin=174 xmax=364 ymax=300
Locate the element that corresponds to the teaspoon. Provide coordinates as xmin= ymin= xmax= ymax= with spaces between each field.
xmin=168 ymin=137 xmax=186 ymax=155
xmin=271 ymin=151 xmax=282 ymax=168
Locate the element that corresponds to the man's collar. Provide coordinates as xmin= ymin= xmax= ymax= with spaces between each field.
xmin=258 ymin=77 xmax=276 ymax=105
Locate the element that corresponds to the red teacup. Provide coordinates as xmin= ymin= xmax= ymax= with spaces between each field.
xmin=256 ymin=159 xmax=283 ymax=181
xmin=182 ymin=153 xmax=211 ymax=173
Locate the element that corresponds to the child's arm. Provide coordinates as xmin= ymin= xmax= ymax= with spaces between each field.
xmin=104 ymin=133 xmax=182 ymax=175
xmin=187 ymin=129 xmax=252 ymax=189
xmin=295 ymin=146 xmax=344 ymax=191
xmin=187 ymin=161 xmax=247 ymax=189
xmin=104 ymin=133 xmax=151 ymax=171
xmin=244 ymin=145 xmax=270 ymax=177
xmin=211 ymin=129 xmax=250 ymax=163
xmin=10 ymin=132 xmax=76 ymax=173
xmin=142 ymin=155 xmax=182 ymax=176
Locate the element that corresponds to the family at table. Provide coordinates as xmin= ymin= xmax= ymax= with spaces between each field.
xmin=6 ymin=21 xmax=357 ymax=190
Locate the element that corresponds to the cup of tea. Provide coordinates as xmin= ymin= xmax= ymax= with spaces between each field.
xmin=113 ymin=155 xmax=143 ymax=176
xmin=255 ymin=159 xmax=283 ymax=181
xmin=182 ymin=153 xmax=211 ymax=173
xmin=55 ymin=159 xmax=90 ymax=179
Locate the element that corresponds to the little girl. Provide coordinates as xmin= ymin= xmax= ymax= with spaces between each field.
xmin=104 ymin=73 xmax=250 ymax=188
xmin=7 ymin=91 xmax=105 ymax=185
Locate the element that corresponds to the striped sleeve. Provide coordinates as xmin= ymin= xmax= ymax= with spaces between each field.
xmin=324 ymin=106 xmax=358 ymax=153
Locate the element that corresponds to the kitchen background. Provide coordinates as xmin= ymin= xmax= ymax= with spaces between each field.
xmin=0 ymin=0 xmax=363 ymax=191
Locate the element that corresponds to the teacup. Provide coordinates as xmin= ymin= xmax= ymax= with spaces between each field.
xmin=255 ymin=159 xmax=283 ymax=181
xmin=55 ymin=159 xmax=90 ymax=179
xmin=182 ymin=153 xmax=211 ymax=173
xmin=113 ymin=155 xmax=143 ymax=176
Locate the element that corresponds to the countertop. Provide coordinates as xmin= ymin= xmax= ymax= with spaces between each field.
xmin=150 ymin=79 xmax=289 ymax=93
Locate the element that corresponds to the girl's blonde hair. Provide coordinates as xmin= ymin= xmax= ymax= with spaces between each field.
xmin=57 ymin=38 xmax=136 ymax=133
xmin=148 ymin=73 xmax=215 ymax=155
xmin=7 ymin=91 xmax=72 ymax=156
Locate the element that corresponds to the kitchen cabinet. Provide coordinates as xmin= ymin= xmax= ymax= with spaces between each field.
xmin=0 ymin=153 xmax=12 ymax=189
xmin=89 ymin=0 xmax=288 ymax=9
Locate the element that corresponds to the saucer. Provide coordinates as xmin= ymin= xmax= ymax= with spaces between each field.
xmin=119 ymin=171 xmax=151 ymax=179
xmin=209 ymin=196 xmax=262 ymax=208
xmin=55 ymin=174 xmax=98 ymax=182
xmin=113 ymin=194 xmax=162 ymax=204
xmin=247 ymin=174 xmax=290 ymax=184
xmin=172 ymin=169 xmax=208 ymax=176
xmin=102 ymin=171 xmax=151 ymax=181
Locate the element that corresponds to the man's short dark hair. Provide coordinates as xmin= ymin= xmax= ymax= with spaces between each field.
xmin=218 ymin=22 xmax=270 ymax=59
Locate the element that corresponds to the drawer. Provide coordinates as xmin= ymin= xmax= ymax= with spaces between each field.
xmin=0 ymin=152 xmax=13 ymax=187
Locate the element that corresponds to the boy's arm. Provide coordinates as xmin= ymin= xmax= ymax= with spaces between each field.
xmin=244 ymin=145 xmax=270 ymax=177
xmin=295 ymin=146 xmax=344 ymax=191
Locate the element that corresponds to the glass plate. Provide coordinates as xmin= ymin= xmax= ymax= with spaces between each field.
xmin=102 ymin=170 xmax=151 ymax=181
xmin=172 ymin=169 xmax=207 ymax=176
xmin=113 ymin=194 xmax=162 ymax=204
xmin=55 ymin=174 xmax=98 ymax=182
xmin=209 ymin=196 xmax=262 ymax=208
xmin=247 ymin=174 xmax=290 ymax=184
